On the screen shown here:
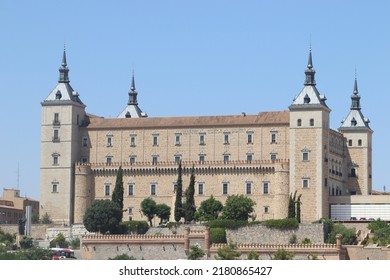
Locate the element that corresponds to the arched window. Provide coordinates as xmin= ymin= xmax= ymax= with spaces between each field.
xmin=297 ymin=119 xmax=302 ymax=127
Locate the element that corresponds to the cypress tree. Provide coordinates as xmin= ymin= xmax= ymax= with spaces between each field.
xmin=296 ymin=194 xmax=302 ymax=223
xmin=184 ymin=165 xmax=196 ymax=223
xmin=112 ymin=166 xmax=124 ymax=221
xmin=174 ymin=161 xmax=183 ymax=222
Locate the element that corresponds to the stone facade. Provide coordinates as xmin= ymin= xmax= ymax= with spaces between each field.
xmin=40 ymin=50 xmax=373 ymax=225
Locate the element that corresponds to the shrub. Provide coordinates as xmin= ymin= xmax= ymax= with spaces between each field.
xmin=301 ymin=238 xmax=311 ymax=244
xmin=187 ymin=245 xmax=205 ymax=260
xmin=210 ymin=228 xmax=227 ymax=244
xmin=70 ymin=237 xmax=80 ymax=249
xmin=108 ymin=254 xmax=136 ymax=260
xmin=263 ymin=218 xmax=299 ymax=230
xmin=247 ymin=251 xmax=260 ymax=260
xmin=327 ymin=224 xmax=356 ymax=245
xmin=121 ymin=221 xmax=149 ymax=234
xmin=215 ymin=243 xmax=241 ymax=260
xmin=273 ymin=249 xmax=294 ymax=260
xmin=289 ymin=234 xmax=297 ymax=244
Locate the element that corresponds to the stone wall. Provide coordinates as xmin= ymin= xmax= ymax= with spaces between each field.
xmin=344 ymin=245 xmax=390 ymax=260
xmin=0 ymin=224 xmax=49 ymax=240
xmin=226 ymin=223 xmax=326 ymax=244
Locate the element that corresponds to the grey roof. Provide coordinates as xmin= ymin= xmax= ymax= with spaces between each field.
xmin=290 ymin=50 xmax=329 ymax=110
xmin=43 ymin=49 xmax=84 ymax=106
xmin=118 ymin=72 xmax=147 ymax=118
xmin=340 ymin=78 xmax=370 ymax=130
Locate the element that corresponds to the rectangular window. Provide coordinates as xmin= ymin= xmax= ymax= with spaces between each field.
xmin=130 ymin=156 xmax=136 ymax=165
xmin=270 ymin=154 xmax=277 ymax=161
xmin=128 ymin=207 xmax=133 ymax=215
xmin=81 ymin=157 xmax=88 ymax=163
xmin=297 ymin=119 xmax=302 ymax=127
xmin=175 ymin=134 xmax=181 ymax=146
xmin=52 ymin=184 xmax=58 ymax=193
xmin=152 ymin=156 xmax=158 ymax=165
xmin=310 ymin=119 xmax=314 ymax=126
xmin=130 ymin=136 xmax=136 ymax=147
xmin=358 ymin=139 xmax=362 ymax=146
xmin=224 ymin=134 xmax=229 ymax=144
xmin=107 ymin=136 xmax=112 ymax=147
xmin=222 ymin=183 xmax=228 ymax=195
xmin=247 ymin=154 xmax=253 ymax=162
xmin=105 ymin=184 xmax=110 ymax=196
xmin=223 ymin=155 xmax=230 ymax=162
xmin=246 ymin=183 xmax=252 ymax=195
xmin=53 ymin=156 xmax=58 ymax=165
xmin=53 ymin=113 xmax=60 ymax=125
xmin=271 ymin=133 xmax=277 ymax=144
xmin=106 ymin=157 xmax=112 ymax=165
xmin=174 ymin=156 xmax=181 ymax=164
xmin=199 ymin=134 xmax=205 ymax=145
xmin=153 ymin=135 xmax=158 ymax=146
xmin=302 ymin=179 xmax=309 ymax=188
xmin=302 ymin=152 xmax=309 ymax=161
xmin=263 ymin=182 xmax=269 ymax=194
xmin=264 ymin=206 xmax=269 ymax=214
xmin=247 ymin=134 xmax=253 ymax=144
xmin=150 ymin=184 xmax=157 ymax=196
xmin=53 ymin=129 xmax=59 ymax=142
xmin=82 ymin=137 xmax=88 ymax=147
xmin=199 ymin=155 xmax=205 ymax=163
xmin=198 ymin=183 xmax=204 ymax=195
xmin=128 ymin=184 xmax=134 ymax=196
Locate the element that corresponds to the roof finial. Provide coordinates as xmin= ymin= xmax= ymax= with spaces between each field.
xmin=131 ymin=70 xmax=136 ymax=91
xmin=128 ymin=70 xmax=138 ymax=105
xmin=304 ymin=47 xmax=316 ymax=86
xmin=353 ymin=69 xmax=359 ymax=95
xmin=58 ymin=46 xmax=69 ymax=83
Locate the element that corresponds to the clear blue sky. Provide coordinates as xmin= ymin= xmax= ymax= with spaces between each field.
xmin=1 ymin=0 xmax=389 ymax=200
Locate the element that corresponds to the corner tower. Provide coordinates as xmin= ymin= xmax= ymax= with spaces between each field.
xmin=339 ymin=77 xmax=373 ymax=195
xmin=40 ymin=49 xmax=86 ymax=224
xmin=289 ymin=50 xmax=331 ymax=222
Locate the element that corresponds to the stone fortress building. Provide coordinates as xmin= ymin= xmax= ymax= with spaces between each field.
xmin=40 ymin=49 xmax=376 ymax=225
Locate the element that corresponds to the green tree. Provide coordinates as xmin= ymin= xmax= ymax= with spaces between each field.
xmin=288 ymin=191 xmax=296 ymax=219
xmin=221 ymin=195 xmax=256 ymax=221
xmin=247 ymin=251 xmax=260 ymax=260
xmin=196 ymin=196 xmax=223 ymax=221
xmin=273 ymin=249 xmax=294 ymax=260
xmin=155 ymin=203 xmax=171 ymax=224
xmin=296 ymin=194 xmax=302 ymax=223
xmin=187 ymin=245 xmax=205 ymax=260
xmin=112 ymin=166 xmax=124 ymax=221
xmin=41 ymin=212 xmax=52 ymax=224
xmin=174 ymin=161 xmax=183 ymax=222
xmin=19 ymin=236 xmax=33 ymax=249
xmin=327 ymin=224 xmax=356 ymax=245
xmin=215 ymin=243 xmax=241 ymax=260
xmin=368 ymin=219 xmax=389 ymax=233
xmin=141 ymin=198 xmax=157 ymax=226
xmin=31 ymin=213 xmax=40 ymax=224
xmin=184 ymin=166 xmax=196 ymax=223
xmin=83 ymin=199 xmax=122 ymax=234
xmin=53 ymin=233 xmax=69 ymax=248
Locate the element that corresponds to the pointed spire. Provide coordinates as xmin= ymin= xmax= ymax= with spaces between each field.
xmin=351 ymin=76 xmax=361 ymax=110
xmin=128 ymin=71 xmax=138 ymax=105
xmin=304 ymin=49 xmax=316 ymax=86
xmin=58 ymin=47 xmax=70 ymax=83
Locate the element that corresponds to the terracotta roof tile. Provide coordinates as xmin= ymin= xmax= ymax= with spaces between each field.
xmin=87 ymin=111 xmax=289 ymax=130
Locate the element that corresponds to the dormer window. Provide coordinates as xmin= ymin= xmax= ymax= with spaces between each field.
xmin=351 ymin=117 xmax=357 ymax=126
xmin=55 ymin=90 xmax=62 ymax=100
xmin=304 ymin=94 xmax=311 ymax=104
